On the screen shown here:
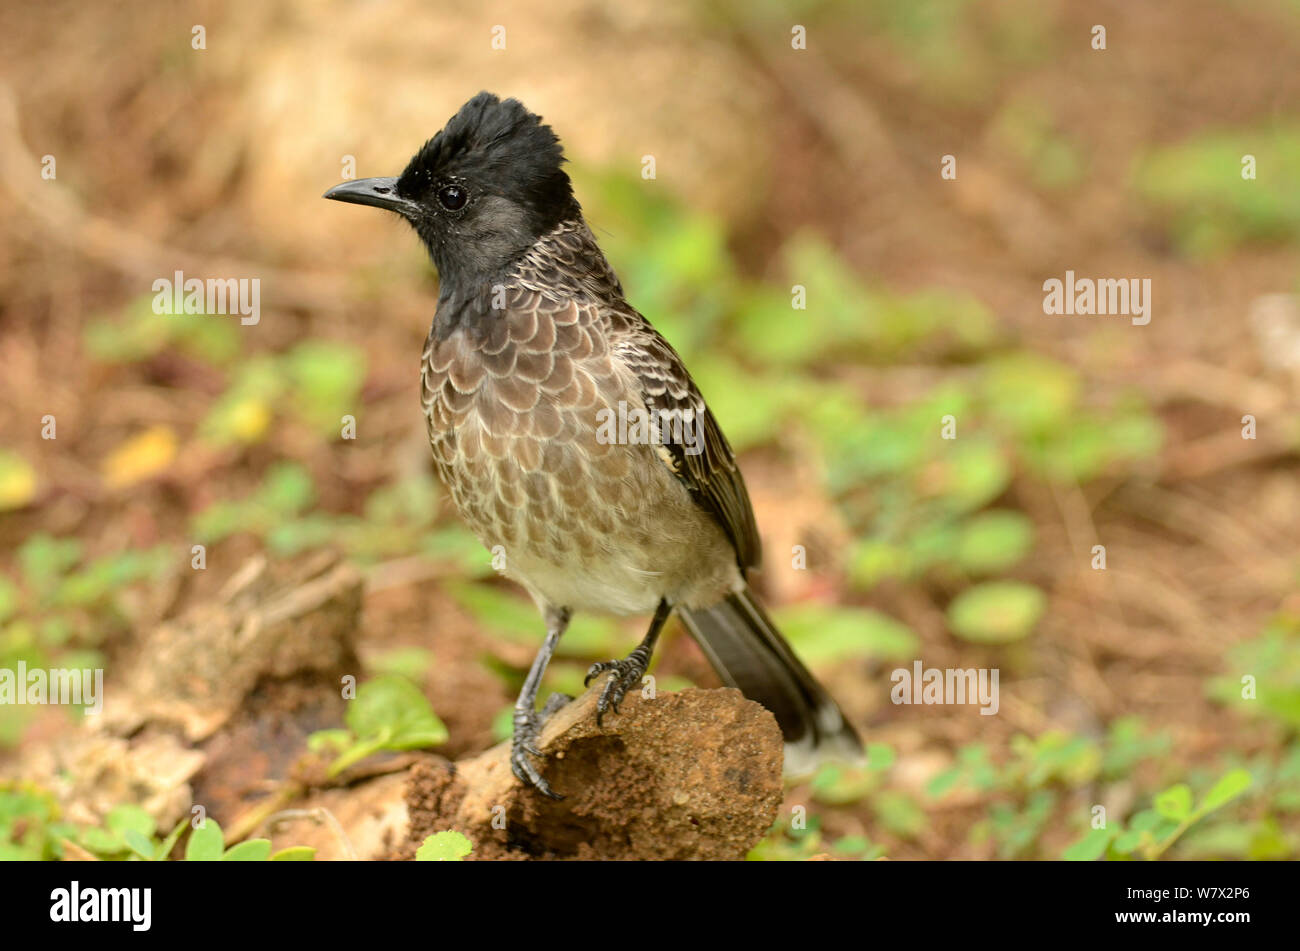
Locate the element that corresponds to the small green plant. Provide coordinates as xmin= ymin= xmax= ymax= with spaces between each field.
xmin=1210 ymin=613 xmax=1300 ymax=730
xmin=77 ymin=804 xmax=187 ymax=860
xmin=748 ymin=807 xmax=889 ymax=862
xmin=946 ymin=580 xmax=1046 ymax=644
xmin=1132 ymin=124 xmax=1300 ymax=256
xmin=1063 ymin=768 xmax=1253 ymax=860
xmin=309 ymin=675 xmax=448 ymax=777
xmin=183 ymin=818 xmax=314 ymax=861
xmin=927 ymin=743 xmax=1000 ymax=798
xmin=747 ymin=813 xmax=827 ymax=862
xmin=415 ymin=830 xmax=473 ymax=861
xmin=828 ymin=833 xmax=887 ymax=860
xmin=774 ymin=605 xmax=917 ymax=666
xmin=448 ymin=582 xmax=622 ymax=658
xmin=71 ymin=807 xmax=313 ymax=861
xmin=1 ymin=536 xmax=170 ymax=746
xmin=975 ymin=790 xmax=1057 ymax=859
xmin=0 ymin=783 xmax=77 ymax=860
xmin=809 ymin=744 xmax=898 ymax=806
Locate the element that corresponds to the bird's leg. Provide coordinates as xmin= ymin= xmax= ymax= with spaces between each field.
xmin=585 ymin=599 xmax=672 ymax=727
xmin=511 ymin=605 xmax=570 ymax=799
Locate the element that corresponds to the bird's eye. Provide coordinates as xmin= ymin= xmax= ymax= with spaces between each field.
xmin=437 ymin=184 xmax=467 ymax=211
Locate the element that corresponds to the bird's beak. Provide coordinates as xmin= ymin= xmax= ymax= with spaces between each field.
xmin=322 ymin=176 xmax=416 ymax=215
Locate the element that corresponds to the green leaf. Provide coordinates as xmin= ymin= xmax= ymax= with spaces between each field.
xmin=185 ymin=820 xmax=224 ymax=861
xmin=106 ymin=804 xmax=155 ymax=840
xmin=1132 ymin=125 xmax=1300 ymax=256
xmin=270 ymin=846 xmax=317 ymax=861
xmin=865 ymin=743 xmax=897 ymax=771
xmin=830 ymin=834 xmax=874 ymax=858
xmin=926 ymin=438 xmax=1012 ymax=515
xmin=171 ymin=308 xmax=242 ymax=363
xmin=1154 ymin=784 xmax=1193 ymax=822
xmin=448 ymin=582 xmax=619 ymax=656
xmin=256 ymin=463 xmax=316 ymax=516
xmin=731 ymin=287 xmax=824 ymax=368
xmin=415 ymin=830 xmax=473 ymax=861
xmin=420 ymin=528 xmax=496 ymax=580
xmin=955 ymin=510 xmax=1035 ymax=574
xmin=981 ymin=353 xmax=1079 ymax=436
xmin=327 ymin=675 xmax=450 ymax=777
xmin=366 ymin=647 xmax=435 ymax=680
xmin=222 ymin=839 xmax=272 ymax=861
xmin=809 ymin=763 xmax=876 ymax=805
xmin=123 ymin=829 xmax=156 ymax=860
xmin=775 ymin=604 xmax=918 ymax=664
xmin=872 ymin=791 xmax=927 ymax=839
xmin=1128 ymin=809 xmax=1162 ymax=833
xmin=18 ymin=534 xmax=82 ymax=597
xmin=926 ymin=765 xmax=964 ymax=799
xmin=688 ymin=355 xmax=793 ymax=451
xmin=847 ymin=538 xmax=910 ymax=589
xmin=79 ymin=826 xmax=124 ymax=856
xmin=286 ymin=341 xmax=367 ymax=434
xmin=1112 ymin=828 xmax=1145 ymax=854
xmin=1016 ymin=731 xmax=1101 ymax=787
xmin=84 ymin=297 xmax=173 ymax=364
xmin=346 ymin=675 xmax=448 ymax=749
xmin=490 ymin=706 xmax=515 ymax=743
xmin=1198 ymin=768 xmax=1252 ymax=814
xmin=1027 ymin=407 xmax=1163 ymax=483
xmin=1063 ymin=827 xmax=1114 ymax=861
xmin=947 ymin=581 xmax=1046 ymax=643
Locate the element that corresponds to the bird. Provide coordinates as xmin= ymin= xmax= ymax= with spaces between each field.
xmin=325 ymin=91 xmax=862 ymax=798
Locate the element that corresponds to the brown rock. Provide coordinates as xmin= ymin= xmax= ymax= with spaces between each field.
xmin=397 ymin=685 xmax=783 ymax=860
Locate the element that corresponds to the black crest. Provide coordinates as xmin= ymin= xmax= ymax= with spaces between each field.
xmin=396 ymin=92 xmax=578 ymax=236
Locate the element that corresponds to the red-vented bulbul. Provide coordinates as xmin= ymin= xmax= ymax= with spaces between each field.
xmin=326 ymin=92 xmax=861 ymax=798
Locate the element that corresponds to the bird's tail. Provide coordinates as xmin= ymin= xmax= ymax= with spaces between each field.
xmin=677 ymin=585 xmax=863 ymax=775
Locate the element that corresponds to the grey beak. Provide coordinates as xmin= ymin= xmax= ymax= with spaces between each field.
xmin=323 ymin=176 xmax=415 ymax=215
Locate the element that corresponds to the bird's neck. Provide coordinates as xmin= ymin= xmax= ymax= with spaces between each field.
xmin=433 ymin=217 xmax=623 ymax=326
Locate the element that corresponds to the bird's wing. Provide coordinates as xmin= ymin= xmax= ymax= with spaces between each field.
xmin=606 ymin=305 xmax=762 ymax=571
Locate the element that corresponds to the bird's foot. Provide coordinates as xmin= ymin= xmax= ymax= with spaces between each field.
xmin=510 ymin=709 xmax=563 ymax=800
xmin=584 ymin=647 xmax=651 ymax=727
xmin=539 ymin=692 xmax=573 ymax=720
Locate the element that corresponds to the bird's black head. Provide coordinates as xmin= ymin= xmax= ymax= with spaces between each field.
xmin=324 ymin=92 xmax=579 ymax=288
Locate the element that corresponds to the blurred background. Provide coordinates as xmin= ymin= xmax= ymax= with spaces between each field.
xmin=2 ymin=0 xmax=1300 ymax=860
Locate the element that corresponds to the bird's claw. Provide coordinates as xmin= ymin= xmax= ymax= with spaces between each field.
xmin=510 ymin=710 xmax=562 ymax=799
xmin=585 ymin=653 xmax=648 ymax=727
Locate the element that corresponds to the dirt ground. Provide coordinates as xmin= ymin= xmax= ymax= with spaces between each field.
xmin=1 ymin=0 xmax=1298 ymax=860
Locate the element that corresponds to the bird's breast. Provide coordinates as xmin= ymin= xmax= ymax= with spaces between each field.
xmin=421 ymin=294 xmax=644 ymax=548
